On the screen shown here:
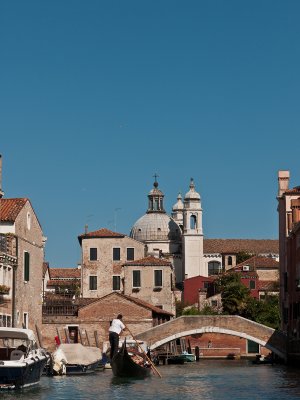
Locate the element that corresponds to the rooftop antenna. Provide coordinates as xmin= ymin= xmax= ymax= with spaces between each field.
xmin=114 ymin=208 xmax=121 ymax=232
xmin=0 ymin=154 xmax=4 ymax=198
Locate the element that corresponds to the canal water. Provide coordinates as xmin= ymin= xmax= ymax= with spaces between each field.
xmin=1 ymin=360 xmax=300 ymax=400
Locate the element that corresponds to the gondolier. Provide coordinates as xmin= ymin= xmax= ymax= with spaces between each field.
xmin=109 ymin=314 xmax=126 ymax=360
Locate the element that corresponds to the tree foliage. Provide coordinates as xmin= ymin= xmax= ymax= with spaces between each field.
xmin=243 ymin=295 xmax=280 ymax=329
xmin=236 ymin=251 xmax=253 ymax=264
xmin=215 ymin=273 xmax=250 ymax=315
xmin=215 ymin=272 xmax=280 ymax=328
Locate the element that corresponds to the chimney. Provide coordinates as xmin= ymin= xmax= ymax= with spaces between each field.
xmin=0 ymin=154 xmax=4 ymax=198
xmin=278 ymin=170 xmax=290 ymax=197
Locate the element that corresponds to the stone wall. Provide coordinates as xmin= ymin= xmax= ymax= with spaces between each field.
xmin=14 ymin=201 xmax=44 ymax=329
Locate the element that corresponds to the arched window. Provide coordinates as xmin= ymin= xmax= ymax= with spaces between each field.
xmin=228 ymin=256 xmax=232 ymax=266
xmin=208 ymin=261 xmax=222 ymax=276
xmin=190 ymin=215 xmax=197 ymax=229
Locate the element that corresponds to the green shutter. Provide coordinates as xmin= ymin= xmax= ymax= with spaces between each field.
xmin=24 ymin=252 xmax=30 ymax=281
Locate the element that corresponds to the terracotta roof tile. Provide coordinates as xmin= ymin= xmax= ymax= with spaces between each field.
xmin=50 ymin=268 xmax=81 ymax=279
xmin=121 ymin=294 xmax=174 ymax=316
xmin=78 ymin=292 xmax=174 ymax=316
xmin=285 ymin=187 xmax=300 ymax=194
xmin=0 ymin=198 xmax=28 ymax=222
xmin=123 ymin=255 xmax=171 ymax=267
xmin=203 ymin=239 xmax=279 ymax=254
xmin=257 ymin=280 xmax=279 ymax=291
xmin=78 ymin=228 xmax=125 ymax=243
xmin=47 ymin=279 xmax=80 ymax=287
xmin=234 ymin=256 xmax=279 ymax=270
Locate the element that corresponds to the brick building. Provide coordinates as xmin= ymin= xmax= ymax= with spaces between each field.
xmin=184 ymin=255 xmax=279 ymax=307
xmin=41 ymin=291 xmax=172 ymax=351
xmin=277 ymin=170 xmax=300 ymax=361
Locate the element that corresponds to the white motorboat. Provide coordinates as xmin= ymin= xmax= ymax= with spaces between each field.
xmin=0 ymin=327 xmax=49 ymax=389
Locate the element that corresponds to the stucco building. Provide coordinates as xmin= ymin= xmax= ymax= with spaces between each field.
xmin=78 ymin=228 xmax=145 ymax=298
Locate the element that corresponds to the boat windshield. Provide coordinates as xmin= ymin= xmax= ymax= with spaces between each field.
xmin=0 ymin=337 xmax=32 ymax=350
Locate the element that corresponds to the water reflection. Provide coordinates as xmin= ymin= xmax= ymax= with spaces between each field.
xmin=1 ymin=360 xmax=300 ymax=400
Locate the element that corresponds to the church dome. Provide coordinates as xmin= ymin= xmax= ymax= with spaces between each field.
xmin=184 ymin=178 xmax=200 ymax=200
xmin=130 ymin=176 xmax=181 ymax=242
xmin=130 ymin=213 xmax=181 ymax=242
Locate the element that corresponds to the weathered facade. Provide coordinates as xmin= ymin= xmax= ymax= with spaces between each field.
xmin=277 ymin=170 xmax=300 ymax=361
xmin=0 ymin=234 xmax=17 ymax=326
xmin=184 ymin=255 xmax=279 ymax=306
xmin=0 ymin=198 xmax=45 ymax=329
xmin=41 ymin=292 xmax=172 ymax=351
xmin=123 ymin=256 xmax=176 ymax=314
xmin=78 ymin=228 xmax=145 ymax=298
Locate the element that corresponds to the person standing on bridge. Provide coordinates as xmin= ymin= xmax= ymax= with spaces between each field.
xmin=109 ymin=314 xmax=126 ymax=361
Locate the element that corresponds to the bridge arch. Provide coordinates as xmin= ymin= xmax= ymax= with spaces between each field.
xmin=136 ymin=316 xmax=287 ymax=361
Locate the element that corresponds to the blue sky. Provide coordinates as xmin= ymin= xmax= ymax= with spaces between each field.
xmin=1 ymin=1 xmax=300 ymax=268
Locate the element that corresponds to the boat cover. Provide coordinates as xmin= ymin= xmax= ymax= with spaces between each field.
xmin=56 ymin=344 xmax=102 ymax=365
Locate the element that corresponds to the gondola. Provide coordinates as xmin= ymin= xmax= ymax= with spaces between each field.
xmin=111 ymin=339 xmax=151 ymax=378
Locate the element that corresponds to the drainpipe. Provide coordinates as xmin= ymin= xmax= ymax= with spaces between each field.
xmin=12 ymin=236 xmax=18 ymax=327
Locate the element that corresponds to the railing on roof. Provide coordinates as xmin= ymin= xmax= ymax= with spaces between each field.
xmin=42 ymin=304 xmax=79 ymax=316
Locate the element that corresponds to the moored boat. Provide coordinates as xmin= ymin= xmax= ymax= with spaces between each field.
xmin=0 ymin=327 xmax=49 ymax=389
xmin=111 ymin=339 xmax=151 ymax=378
xmin=180 ymin=351 xmax=196 ymax=362
xmin=51 ymin=343 xmax=102 ymax=375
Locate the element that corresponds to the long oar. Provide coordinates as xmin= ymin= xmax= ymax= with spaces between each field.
xmin=126 ymin=326 xmax=162 ymax=378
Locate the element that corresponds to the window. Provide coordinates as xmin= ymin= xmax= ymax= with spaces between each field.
xmin=132 ymin=270 xmax=141 ymax=288
xmin=190 ymin=215 xmax=197 ymax=229
xmin=127 ymin=248 xmax=134 ymax=261
xmin=24 ymin=252 xmax=30 ymax=281
xmin=154 ymin=270 xmax=163 ymax=287
xmin=208 ymin=261 xmax=222 ymax=276
xmin=113 ymin=248 xmax=120 ymax=261
xmin=23 ymin=313 xmax=28 ymax=329
xmin=228 ymin=256 xmax=233 ymax=266
xmin=249 ymin=280 xmax=256 ymax=289
xmin=90 ymin=248 xmax=97 ymax=261
xmin=113 ymin=276 xmax=121 ymax=290
xmin=0 ymin=314 xmax=11 ymax=327
xmin=247 ymin=339 xmax=259 ymax=354
xmin=89 ymin=276 xmax=97 ymax=290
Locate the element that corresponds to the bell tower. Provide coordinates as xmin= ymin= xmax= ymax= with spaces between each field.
xmin=183 ymin=178 xmax=204 ymax=278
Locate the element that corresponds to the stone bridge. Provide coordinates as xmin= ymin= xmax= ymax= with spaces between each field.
xmin=136 ymin=315 xmax=287 ymax=360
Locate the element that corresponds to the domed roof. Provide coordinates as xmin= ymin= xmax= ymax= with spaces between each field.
xmin=172 ymin=193 xmax=184 ymax=211
xmin=184 ymin=178 xmax=200 ymax=200
xmin=130 ymin=212 xmax=181 ymax=242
